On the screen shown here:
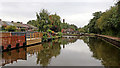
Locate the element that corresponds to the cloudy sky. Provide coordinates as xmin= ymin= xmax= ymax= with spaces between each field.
xmin=0 ymin=0 xmax=116 ymax=27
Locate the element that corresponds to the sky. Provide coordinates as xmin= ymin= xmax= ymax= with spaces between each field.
xmin=0 ymin=0 xmax=116 ymax=27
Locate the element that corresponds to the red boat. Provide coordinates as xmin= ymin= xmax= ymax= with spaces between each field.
xmin=0 ymin=32 xmax=26 ymax=51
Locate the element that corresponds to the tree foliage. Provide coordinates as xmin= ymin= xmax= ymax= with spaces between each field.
xmin=83 ymin=5 xmax=120 ymax=37
xmin=27 ymin=9 xmax=78 ymax=32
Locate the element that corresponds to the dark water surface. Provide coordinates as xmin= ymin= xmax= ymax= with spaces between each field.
xmin=1 ymin=36 xmax=120 ymax=67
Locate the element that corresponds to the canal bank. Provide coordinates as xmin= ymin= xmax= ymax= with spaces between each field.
xmin=83 ymin=33 xmax=120 ymax=48
xmin=95 ymin=34 xmax=120 ymax=49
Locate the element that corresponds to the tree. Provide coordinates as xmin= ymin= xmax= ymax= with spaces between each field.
xmin=49 ymin=14 xmax=61 ymax=32
xmin=69 ymin=24 xmax=78 ymax=31
xmin=1 ymin=26 xmax=5 ymax=31
xmin=27 ymin=9 xmax=78 ymax=33
xmin=27 ymin=20 xmax=37 ymax=27
xmin=38 ymin=9 xmax=50 ymax=31
xmin=96 ymin=6 xmax=120 ymax=36
xmin=78 ymin=28 xmax=85 ymax=33
xmin=87 ymin=11 xmax=102 ymax=34
xmin=84 ymin=4 xmax=120 ymax=37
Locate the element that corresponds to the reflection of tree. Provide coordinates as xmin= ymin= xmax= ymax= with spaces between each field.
xmin=59 ymin=37 xmax=78 ymax=46
xmin=79 ymin=36 xmax=90 ymax=44
xmin=36 ymin=37 xmax=78 ymax=66
xmin=36 ymin=42 xmax=61 ymax=66
xmin=82 ymin=37 xmax=120 ymax=66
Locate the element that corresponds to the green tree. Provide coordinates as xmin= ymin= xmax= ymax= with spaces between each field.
xmin=69 ymin=24 xmax=78 ymax=31
xmin=78 ymin=28 xmax=85 ymax=33
xmin=49 ymin=14 xmax=61 ymax=32
xmin=35 ymin=9 xmax=50 ymax=32
xmin=97 ymin=6 xmax=120 ymax=36
xmin=27 ymin=9 xmax=78 ymax=33
xmin=27 ymin=20 xmax=37 ymax=27
xmin=87 ymin=11 xmax=102 ymax=34
xmin=1 ymin=26 xmax=5 ymax=31
xmin=84 ymin=4 xmax=120 ymax=37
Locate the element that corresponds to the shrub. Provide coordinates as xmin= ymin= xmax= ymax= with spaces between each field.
xmin=21 ymin=28 xmax=26 ymax=32
xmin=58 ymin=32 xmax=63 ymax=37
xmin=5 ymin=25 xmax=16 ymax=32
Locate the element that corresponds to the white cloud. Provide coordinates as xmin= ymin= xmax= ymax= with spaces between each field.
xmin=63 ymin=13 xmax=93 ymax=27
xmin=0 ymin=0 xmax=116 ymax=27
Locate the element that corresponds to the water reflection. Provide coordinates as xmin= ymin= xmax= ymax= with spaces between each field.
xmin=36 ymin=42 xmax=60 ymax=66
xmin=2 ymin=37 xmax=78 ymax=66
xmin=81 ymin=37 xmax=120 ymax=66
xmin=36 ymin=37 xmax=78 ymax=66
xmin=2 ymin=48 xmax=27 ymax=66
xmin=1 ymin=36 xmax=120 ymax=67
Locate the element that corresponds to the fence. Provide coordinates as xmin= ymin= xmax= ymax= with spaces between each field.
xmin=26 ymin=32 xmax=43 ymax=40
xmin=26 ymin=32 xmax=43 ymax=45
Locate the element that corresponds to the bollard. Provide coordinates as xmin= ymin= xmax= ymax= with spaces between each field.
xmin=16 ymin=43 xmax=20 ymax=48
xmin=7 ymin=44 xmax=11 ymax=50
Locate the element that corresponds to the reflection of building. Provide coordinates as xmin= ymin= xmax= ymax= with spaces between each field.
xmin=2 ymin=48 xmax=27 ymax=66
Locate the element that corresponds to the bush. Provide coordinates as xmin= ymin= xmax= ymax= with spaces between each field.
xmin=5 ymin=25 xmax=16 ymax=32
xmin=21 ymin=28 xmax=26 ymax=32
xmin=58 ymin=32 xmax=63 ymax=37
xmin=42 ymin=32 xmax=48 ymax=42
xmin=47 ymin=29 xmax=52 ymax=33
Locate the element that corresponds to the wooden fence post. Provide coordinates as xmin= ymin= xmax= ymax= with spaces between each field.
xmin=30 ymin=33 xmax=31 ymax=40
xmin=39 ymin=33 xmax=40 ymax=38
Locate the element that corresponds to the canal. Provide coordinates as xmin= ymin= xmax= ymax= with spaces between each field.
xmin=1 ymin=36 xmax=120 ymax=67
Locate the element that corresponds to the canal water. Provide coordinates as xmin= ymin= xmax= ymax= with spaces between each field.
xmin=1 ymin=36 xmax=120 ymax=66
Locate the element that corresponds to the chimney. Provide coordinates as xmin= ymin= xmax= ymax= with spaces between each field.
xmin=63 ymin=19 xmax=65 ymax=23
xmin=11 ymin=21 xmax=14 ymax=23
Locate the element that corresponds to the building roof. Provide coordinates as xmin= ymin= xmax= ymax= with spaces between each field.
xmin=0 ymin=20 xmax=38 ymax=30
xmin=1 ymin=21 xmax=14 ymax=26
xmin=0 ymin=21 xmax=5 ymax=25
xmin=12 ymin=22 xmax=27 ymax=28
xmin=26 ymin=24 xmax=38 ymax=29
